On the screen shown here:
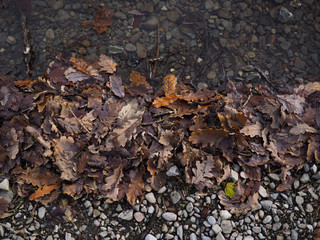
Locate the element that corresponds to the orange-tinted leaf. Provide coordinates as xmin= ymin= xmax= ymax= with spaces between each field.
xmin=14 ymin=79 xmax=32 ymax=87
xmin=70 ymin=57 xmax=92 ymax=74
xmin=29 ymin=184 xmax=60 ymax=201
xmin=99 ymin=54 xmax=117 ymax=74
xmin=0 ymin=198 xmax=9 ymax=218
xmin=81 ymin=6 xmax=113 ymax=35
xmin=130 ymin=70 xmax=150 ymax=87
xmin=152 ymin=94 xmax=180 ymax=108
xmin=163 ymin=74 xmax=177 ymax=96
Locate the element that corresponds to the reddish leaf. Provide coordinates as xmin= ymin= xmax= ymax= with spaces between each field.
xmin=163 ymin=74 xmax=177 ymax=96
xmin=126 ymin=168 xmax=144 ymax=205
xmin=29 ymin=184 xmax=60 ymax=201
xmin=130 ymin=70 xmax=150 ymax=87
xmin=81 ymin=6 xmax=113 ymax=35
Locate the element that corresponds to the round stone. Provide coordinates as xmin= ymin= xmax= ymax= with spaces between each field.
xmin=145 ymin=192 xmax=156 ymax=203
xmin=295 ymin=196 xmax=304 ymax=205
xmin=162 ymin=212 xmax=177 ymax=222
xmin=221 ymin=220 xmax=233 ymax=234
xmin=220 ymin=210 xmax=232 ymax=220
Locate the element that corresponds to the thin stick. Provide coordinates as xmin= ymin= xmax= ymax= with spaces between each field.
xmin=69 ymin=106 xmax=90 ymax=133
xmin=151 ymin=24 xmax=160 ymax=80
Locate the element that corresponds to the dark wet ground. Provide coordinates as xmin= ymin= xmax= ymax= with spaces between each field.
xmin=0 ymin=0 xmax=319 ymax=91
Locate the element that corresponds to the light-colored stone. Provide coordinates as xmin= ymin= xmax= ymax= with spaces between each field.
xmin=134 ymin=212 xmax=145 ymax=222
xmin=145 ymin=234 xmax=157 ymax=240
xmin=38 ymin=206 xmax=46 ymax=219
xmin=220 ymin=210 xmax=232 ymax=220
xmin=145 ymin=192 xmax=156 ymax=203
xmin=162 ymin=212 xmax=177 ymax=221
xmin=0 ymin=179 xmax=9 ymax=191
xmin=118 ymin=209 xmax=133 ymax=221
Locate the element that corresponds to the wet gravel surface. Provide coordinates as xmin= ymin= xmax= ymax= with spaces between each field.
xmin=0 ymin=0 xmax=320 ymax=239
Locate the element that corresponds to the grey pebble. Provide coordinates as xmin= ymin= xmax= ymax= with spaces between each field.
xmin=145 ymin=234 xmax=157 ymax=240
xmin=125 ymin=43 xmax=136 ymax=52
xmin=166 ymin=165 xmax=180 ymax=177
xmin=212 ymin=224 xmax=222 ymax=234
xmin=220 ymin=210 xmax=232 ymax=220
xmin=300 ymin=173 xmax=310 ymax=183
xmin=260 ymin=200 xmax=273 ymax=211
xmin=291 ymin=229 xmax=299 ymax=240
xmin=65 ymin=232 xmax=75 ymax=240
xmin=207 ymin=216 xmax=216 ymax=225
xmin=216 ymin=232 xmax=225 ymax=240
xmin=118 ymin=209 xmax=133 ymax=221
xmin=190 ymin=233 xmax=197 ymax=240
xmin=170 ymin=190 xmax=181 ymax=204
xmin=145 ymin=192 xmax=156 ymax=203
xmin=162 ymin=212 xmax=177 ymax=221
xmin=177 ymin=225 xmax=183 ymax=239
xmin=221 ymin=220 xmax=233 ymax=234
xmin=186 ymin=202 xmax=194 ymax=212
xmin=38 ymin=206 xmax=46 ymax=219
xmin=268 ymin=173 xmax=280 ymax=181
xmin=263 ymin=215 xmax=272 ymax=224
xmin=295 ymin=196 xmax=304 ymax=205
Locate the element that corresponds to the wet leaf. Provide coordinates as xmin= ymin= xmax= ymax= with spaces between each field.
xmin=163 ymin=74 xmax=177 ymax=96
xmin=130 ymin=70 xmax=150 ymax=87
xmin=81 ymin=6 xmax=113 ymax=35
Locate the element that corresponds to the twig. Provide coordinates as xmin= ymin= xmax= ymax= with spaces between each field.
xmin=151 ymin=24 xmax=160 ymax=80
xmin=69 ymin=106 xmax=90 ymax=133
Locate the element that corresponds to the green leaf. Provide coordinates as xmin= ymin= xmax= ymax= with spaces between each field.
xmin=224 ymin=182 xmax=236 ymax=198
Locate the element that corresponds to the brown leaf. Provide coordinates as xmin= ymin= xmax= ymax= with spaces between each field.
xmin=110 ymin=75 xmax=125 ymax=98
xmin=189 ymin=128 xmax=229 ymax=148
xmin=191 ymin=161 xmax=214 ymax=191
xmin=130 ymin=70 xmax=150 ymax=87
xmin=277 ymin=94 xmax=305 ymax=115
xmin=289 ymin=123 xmax=317 ymax=135
xmin=152 ymin=94 xmax=180 ymax=108
xmin=163 ymin=74 xmax=177 ymax=96
xmin=64 ymin=67 xmax=89 ymax=83
xmin=69 ymin=57 xmax=93 ymax=75
xmin=240 ymin=121 xmax=262 ymax=137
xmin=81 ymin=6 xmax=113 ymax=35
xmin=101 ymin=163 xmax=124 ymax=201
xmin=276 ymin=175 xmax=295 ymax=192
xmin=0 ymin=198 xmax=9 ymax=218
xmin=53 ymin=136 xmax=81 ymax=181
xmin=18 ymin=166 xmax=60 ymax=187
xmin=98 ymin=54 xmax=117 ymax=74
xmin=63 ymin=181 xmax=84 ymax=198
xmin=126 ymin=168 xmax=144 ymax=205
xmin=29 ymin=184 xmax=60 ymax=201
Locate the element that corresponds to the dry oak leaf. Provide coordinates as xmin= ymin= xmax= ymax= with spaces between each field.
xmin=69 ymin=57 xmax=93 ymax=75
xmin=99 ymin=54 xmax=117 ymax=74
xmin=152 ymin=94 xmax=180 ymax=108
xmin=189 ymin=128 xmax=229 ymax=148
xmin=29 ymin=184 xmax=60 ymax=201
xmin=163 ymin=74 xmax=177 ymax=96
xmin=101 ymin=163 xmax=124 ymax=201
xmin=129 ymin=70 xmax=150 ymax=87
xmin=53 ymin=136 xmax=81 ymax=181
xmin=81 ymin=6 xmax=113 ymax=35
xmin=126 ymin=168 xmax=144 ymax=205
xmin=240 ymin=121 xmax=262 ymax=137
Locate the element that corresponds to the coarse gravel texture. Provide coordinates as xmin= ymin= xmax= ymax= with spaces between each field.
xmin=0 ymin=0 xmax=320 ymax=239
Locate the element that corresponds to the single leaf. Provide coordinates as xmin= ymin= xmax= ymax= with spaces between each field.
xmin=29 ymin=184 xmax=60 ymax=201
xmin=126 ymin=168 xmax=144 ymax=205
xmin=240 ymin=121 xmax=262 ymax=137
xmin=99 ymin=54 xmax=117 ymax=74
xmin=69 ymin=57 xmax=93 ymax=74
xmin=225 ymin=182 xmax=236 ymax=198
xmin=109 ymin=75 xmax=125 ymax=98
xmin=101 ymin=164 xmax=124 ymax=201
xmin=163 ymin=74 xmax=177 ymax=96
xmin=289 ymin=122 xmax=317 ymax=135
xmin=130 ymin=70 xmax=150 ymax=87
xmin=81 ymin=6 xmax=113 ymax=35
xmin=189 ymin=128 xmax=229 ymax=148
xmin=152 ymin=94 xmax=180 ymax=108
xmin=64 ymin=67 xmax=89 ymax=83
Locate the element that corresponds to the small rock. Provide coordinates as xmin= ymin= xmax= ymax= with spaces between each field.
xmin=207 ymin=216 xmax=216 ymax=225
xmin=177 ymin=225 xmax=183 ymax=239
xmin=220 ymin=210 xmax=232 ymax=220
xmin=291 ymin=229 xmax=298 ymax=240
xmin=207 ymin=71 xmax=217 ymax=79
xmin=263 ymin=215 xmax=272 ymax=224
xmin=306 ymin=204 xmax=313 ymax=212
xmin=205 ymin=0 xmax=214 ymax=9
xmin=108 ymin=45 xmax=124 ymax=54
xmin=294 ymin=58 xmax=306 ymax=70
xmin=230 ymin=170 xmax=239 ymax=182
xmin=136 ymin=43 xmax=147 ymax=59
xmin=221 ymin=220 xmax=233 ymax=234
xmin=166 ymin=165 xmax=180 ymax=177
xmin=145 ymin=193 xmax=156 ymax=203
xmin=186 ymin=202 xmax=194 ymax=212
xmin=300 ymin=173 xmax=310 ymax=183
xmin=65 ymin=232 xmax=75 ymax=240
xmin=295 ymin=196 xmax=304 ymax=205
xmin=48 ymin=0 xmax=64 ymax=9
xmin=162 ymin=212 xmax=177 ymax=221
xmin=45 ymin=29 xmax=55 ymax=39
xmin=84 ymin=200 xmax=92 ymax=208
xmin=38 ymin=206 xmax=46 ymax=219
xmin=166 ymin=11 xmax=179 ymax=22
xmin=259 ymin=185 xmax=269 ymax=198
xmin=216 ymin=232 xmax=225 ymax=240
xmin=260 ymin=200 xmax=273 ymax=211
xmin=212 ymin=224 xmax=222 ymax=234
xmin=190 ymin=233 xmax=197 ymax=240
xmin=0 ymin=179 xmax=9 ymax=191
xmin=268 ymin=173 xmax=280 ymax=181
xmin=134 ymin=212 xmax=145 ymax=222
xmin=278 ymin=7 xmax=294 ymax=23
xmin=7 ymin=36 xmax=16 ymax=45
xmin=118 ymin=209 xmax=133 ymax=221
xmin=170 ymin=191 xmax=181 ymax=204
xmin=125 ymin=43 xmax=136 ymax=52
xmin=141 ymin=16 xmax=159 ymax=30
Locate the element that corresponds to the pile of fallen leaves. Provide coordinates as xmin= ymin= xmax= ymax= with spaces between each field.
xmin=0 ymin=53 xmax=320 ymax=218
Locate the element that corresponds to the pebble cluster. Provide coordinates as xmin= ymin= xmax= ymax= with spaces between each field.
xmin=0 ymin=162 xmax=319 ymax=239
